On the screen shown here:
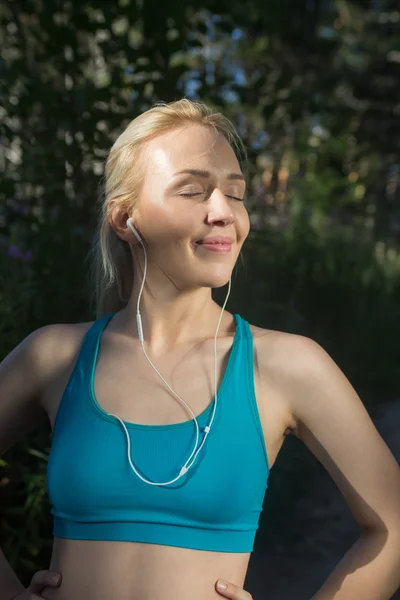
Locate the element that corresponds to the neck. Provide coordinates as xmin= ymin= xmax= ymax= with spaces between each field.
xmin=114 ymin=285 xmax=232 ymax=354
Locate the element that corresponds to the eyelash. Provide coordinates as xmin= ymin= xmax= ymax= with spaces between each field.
xmin=180 ymin=193 xmax=244 ymax=202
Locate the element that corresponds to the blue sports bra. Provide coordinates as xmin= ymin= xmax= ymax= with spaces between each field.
xmin=46 ymin=312 xmax=270 ymax=553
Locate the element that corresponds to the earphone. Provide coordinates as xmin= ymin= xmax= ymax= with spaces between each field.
xmin=108 ymin=217 xmax=232 ymax=486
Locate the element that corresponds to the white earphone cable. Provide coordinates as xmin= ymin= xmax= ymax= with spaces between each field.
xmin=109 ymin=218 xmax=232 ymax=486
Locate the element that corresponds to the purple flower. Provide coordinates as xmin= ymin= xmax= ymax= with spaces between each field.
xmin=7 ymin=245 xmax=32 ymax=261
xmin=8 ymin=245 xmax=23 ymax=259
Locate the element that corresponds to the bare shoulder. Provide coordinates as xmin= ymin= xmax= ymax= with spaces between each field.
xmin=252 ymin=325 xmax=355 ymax=435
xmin=0 ymin=318 xmax=95 ymax=454
xmin=247 ymin=322 xmax=326 ymax=436
xmin=31 ymin=319 xmax=95 ymax=404
xmin=33 ymin=319 xmax=94 ymax=362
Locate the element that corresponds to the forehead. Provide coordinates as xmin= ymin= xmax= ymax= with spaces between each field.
xmin=143 ymin=124 xmax=241 ymax=175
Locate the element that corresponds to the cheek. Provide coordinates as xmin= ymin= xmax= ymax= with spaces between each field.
xmin=237 ymin=208 xmax=250 ymax=241
xmin=146 ymin=213 xmax=196 ymax=247
xmin=167 ymin=213 xmax=195 ymax=236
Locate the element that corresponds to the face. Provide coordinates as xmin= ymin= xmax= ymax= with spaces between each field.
xmin=120 ymin=123 xmax=250 ymax=290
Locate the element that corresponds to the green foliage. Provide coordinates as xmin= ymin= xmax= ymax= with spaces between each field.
xmin=228 ymin=218 xmax=400 ymax=400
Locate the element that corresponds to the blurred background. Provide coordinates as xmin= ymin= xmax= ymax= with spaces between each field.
xmin=0 ymin=0 xmax=399 ymax=598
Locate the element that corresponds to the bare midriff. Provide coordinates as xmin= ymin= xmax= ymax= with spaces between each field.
xmin=40 ymin=536 xmax=251 ymax=600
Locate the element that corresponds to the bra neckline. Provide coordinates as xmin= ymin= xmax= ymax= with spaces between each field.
xmin=88 ymin=312 xmax=243 ymax=430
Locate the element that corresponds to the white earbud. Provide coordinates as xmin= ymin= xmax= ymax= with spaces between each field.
xmin=126 ymin=217 xmax=142 ymax=243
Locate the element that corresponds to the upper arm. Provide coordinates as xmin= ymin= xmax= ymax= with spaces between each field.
xmin=0 ymin=325 xmax=59 ymax=455
xmin=276 ymin=334 xmax=400 ymax=536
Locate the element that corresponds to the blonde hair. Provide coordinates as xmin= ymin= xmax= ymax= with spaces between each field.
xmin=86 ymin=98 xmax=248 ymax=319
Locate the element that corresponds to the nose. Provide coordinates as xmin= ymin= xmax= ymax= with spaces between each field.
xmin=206 ymin=189 xmax=235 ymax=225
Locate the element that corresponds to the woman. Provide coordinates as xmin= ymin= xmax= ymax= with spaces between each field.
xmin=1 ymin=99 xmax=399 ymax=600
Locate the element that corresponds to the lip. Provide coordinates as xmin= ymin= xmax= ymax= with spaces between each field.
xmin=195 ymin=242 xmax=232 ymax=253
xmin=197 ymin=236 xmax=234 ymax=245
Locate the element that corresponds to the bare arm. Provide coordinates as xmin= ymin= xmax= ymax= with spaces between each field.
xmin=275 ymin=335 xmax=400 ymax=600
xmin=0 ymin=326 xmax=58 ymax=598
xmin=0 ymin=547 xmax=25 ymax=600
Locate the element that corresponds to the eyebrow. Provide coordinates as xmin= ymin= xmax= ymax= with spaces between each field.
xmin=172 ymin=169 xmax=245 ymax=182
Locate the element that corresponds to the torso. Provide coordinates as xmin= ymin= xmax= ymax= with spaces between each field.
xmin=38 ymin=310 xmax=296 ymax=600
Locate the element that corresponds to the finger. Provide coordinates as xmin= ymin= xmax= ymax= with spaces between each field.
xmin=29 ymin=570 xmax=62 ymax=592
xmin=215 ymin=580 xmax=252 ymax=598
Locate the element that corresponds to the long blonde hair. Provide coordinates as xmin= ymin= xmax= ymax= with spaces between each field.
xmin=86 ymin=99 xmax=248 ymax=319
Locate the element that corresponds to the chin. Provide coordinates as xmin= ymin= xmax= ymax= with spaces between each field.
xmin=197 ymin=275 xmax=233 ymax=289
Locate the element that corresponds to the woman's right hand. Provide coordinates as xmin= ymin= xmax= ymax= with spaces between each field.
xmin=11 ymin=570 xmax=62 ymax=599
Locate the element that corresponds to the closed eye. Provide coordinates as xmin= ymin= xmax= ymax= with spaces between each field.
xmin=180 ymin=193 xmax=244 ymax=202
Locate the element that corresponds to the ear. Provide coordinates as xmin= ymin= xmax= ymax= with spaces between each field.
xmin=109 ymin=203 xmax=141 ymax=244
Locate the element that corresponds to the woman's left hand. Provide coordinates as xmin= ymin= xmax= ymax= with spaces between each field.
xmin=215 ymin=579 xmax=253 ymax=598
